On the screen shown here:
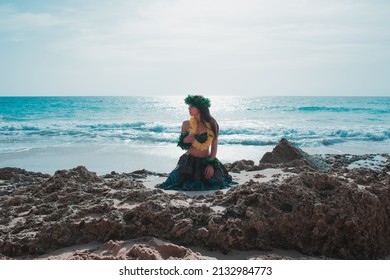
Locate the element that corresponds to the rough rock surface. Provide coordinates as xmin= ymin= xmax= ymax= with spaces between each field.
xmin=260 ymin=138 xmax=331 ymax=171
xmin=225 ymin=160 xmax=262 ymax=173
xmin=1 ymin=146 xmax=390 ymax=260
xmin=56 ymin=238 xmax=211 ymax=260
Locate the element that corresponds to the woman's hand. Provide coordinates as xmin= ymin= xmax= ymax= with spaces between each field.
xmin=204 ymin=165 xmax=214 ymax=180
xmin=183 ymin=134 xmax=195 ymax=144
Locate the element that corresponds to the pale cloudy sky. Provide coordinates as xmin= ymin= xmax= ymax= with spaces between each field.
xmin=0 ymin=0 xmax=389 ymax=96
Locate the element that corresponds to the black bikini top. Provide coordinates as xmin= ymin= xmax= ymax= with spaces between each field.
xmin=194 ymin=132 xmax=208 ymax=143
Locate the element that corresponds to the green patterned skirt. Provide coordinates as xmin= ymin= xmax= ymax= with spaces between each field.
xmin=156 ymin=153 xmax=236 ymax=191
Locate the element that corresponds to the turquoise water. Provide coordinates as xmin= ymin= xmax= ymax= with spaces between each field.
xmin=1 ymin=96 xmax=390 ymax=173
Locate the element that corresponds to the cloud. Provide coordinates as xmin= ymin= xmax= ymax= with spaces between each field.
xmin=0 ymin=4 xmax=65 ymax=32
xmin=47 ymin=0 xmax=387 ymax=65
xmin=1 ymin=0 xmax=389 ymax=95
xmin=2 ymin=0 xmax=387 ymax=64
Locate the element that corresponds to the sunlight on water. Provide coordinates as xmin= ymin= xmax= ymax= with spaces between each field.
xmin=1 ymin=96 xmax=390 ymax=150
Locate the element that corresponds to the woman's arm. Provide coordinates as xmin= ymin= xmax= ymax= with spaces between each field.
xmin=181 ymin=120 xmax=190 ymax=134
xmin=209 ymin=121 xmax=219 ymax=159
xmin=182 ymin=120 xmax=194 ymax=144
xmin=205 ymin=122 xmax=219 ymax=179
xmin=209 ymin=135 xmax=218 ymax=159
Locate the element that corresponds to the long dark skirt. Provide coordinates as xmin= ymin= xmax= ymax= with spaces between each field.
xmin=156 ymin=153 xmax=235 ymax=191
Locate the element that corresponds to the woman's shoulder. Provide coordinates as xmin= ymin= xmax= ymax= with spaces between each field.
xmin=181 ymin=120 xmax=190 ymax=131
xmin=182 ymin=120 xmax=190 ymax=126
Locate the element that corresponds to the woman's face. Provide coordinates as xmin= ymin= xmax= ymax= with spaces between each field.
xmin=188 ymin=105 xmax=200 ymax=116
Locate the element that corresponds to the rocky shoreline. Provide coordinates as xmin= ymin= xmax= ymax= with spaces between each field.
xmin=1 ymin=139 xmax=389 ymax=260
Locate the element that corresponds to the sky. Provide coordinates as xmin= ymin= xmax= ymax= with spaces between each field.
xmin=0 ymin=0 xmax=389 ymax=96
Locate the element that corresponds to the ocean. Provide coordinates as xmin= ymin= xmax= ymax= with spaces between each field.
xmin=1 ymin=96 xmax=390 ymax=174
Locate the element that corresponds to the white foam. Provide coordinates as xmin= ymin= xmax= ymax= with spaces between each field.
xmin=347 ymin=155 xmax=388 ymax=171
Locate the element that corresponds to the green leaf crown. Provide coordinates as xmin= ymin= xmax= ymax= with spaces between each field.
xmin=184 ymin=95 xmax=211 ymax=110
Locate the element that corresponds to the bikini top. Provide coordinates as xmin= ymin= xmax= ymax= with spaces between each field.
xmin=189 ymin=117 xmax=214 ymax=151
xmin=194 ymin=132 xmax=208 ymax=143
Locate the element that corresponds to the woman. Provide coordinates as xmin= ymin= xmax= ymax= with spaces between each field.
xmin=156 ymin=95 xmax=234 ymax=191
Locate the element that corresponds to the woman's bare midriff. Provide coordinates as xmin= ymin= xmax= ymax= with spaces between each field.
xmin=188 ymin=146 xmax=209 ymax=158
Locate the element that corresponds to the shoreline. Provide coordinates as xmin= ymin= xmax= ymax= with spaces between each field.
xmin=1 ymin=141 xmax=390 ymax=175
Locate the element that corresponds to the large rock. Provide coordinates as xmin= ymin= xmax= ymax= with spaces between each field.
xmin=215 ymin=170 xmax=390 ymax=259
xmin=260 ymin=138 xmax=330 ymax=170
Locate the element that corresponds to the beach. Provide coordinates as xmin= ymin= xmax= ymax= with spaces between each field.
xmin=1 ymin=96 xmax=390 ymax=260
xmin=1 ymin=139 xmax=389 ymax=260
xmin=2 ymin=0 xmax=390 ymax=276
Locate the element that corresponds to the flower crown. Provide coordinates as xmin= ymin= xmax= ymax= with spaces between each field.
xmin=184 ymin=95 xmax=211 ymax=110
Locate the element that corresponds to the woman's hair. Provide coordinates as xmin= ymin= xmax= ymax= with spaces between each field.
xmin=199 ymin=106 xmax=218 ymax=136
